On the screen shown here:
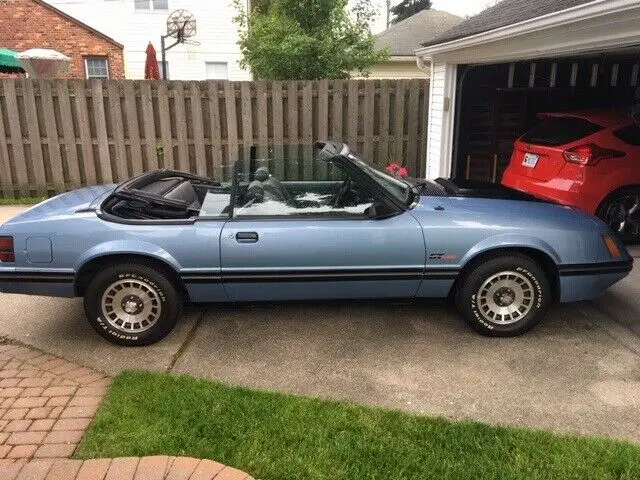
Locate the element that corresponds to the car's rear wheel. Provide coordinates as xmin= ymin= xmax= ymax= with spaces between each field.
xmin=596 ymin=187 xmax=640 ymax=244
xmin=455 ymin=253 xmax=551 ymax=336
xmin=84 ymin=263 xmax=182 ymax=346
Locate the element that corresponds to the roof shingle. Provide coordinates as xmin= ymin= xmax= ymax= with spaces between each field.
xmin=375 ymin=9 xmax=463 ymax=56
xmin=422 ymin=0 xmax=596 ymax=47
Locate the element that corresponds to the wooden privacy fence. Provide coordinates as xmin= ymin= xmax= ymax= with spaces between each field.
xmin=0 ymin=78 xmax=429 ymax=198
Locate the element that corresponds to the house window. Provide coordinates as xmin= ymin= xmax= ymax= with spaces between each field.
xmin=205 ymin=62 xmax=229 ymax=80
xmin=134 ymin=0 xmax=169 ymax=10
xmin=158 ymin=61 xmax=169 ymax=79
xmin=85 ymin=57 xmax=109 ymax=79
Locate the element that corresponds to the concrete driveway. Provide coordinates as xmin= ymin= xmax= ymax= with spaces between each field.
xmin=1 ymin=206 xmax=639 ymax=443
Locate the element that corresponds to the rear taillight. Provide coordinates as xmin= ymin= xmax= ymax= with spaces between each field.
xmin=0 ymin=236 xmax=15 ymax=262
xmin=563 ymin=144 xmax=625 ymax=165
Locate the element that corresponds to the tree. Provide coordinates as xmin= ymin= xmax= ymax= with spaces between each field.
xmin=234 ymin=0 xmax=388 ymax=80
xmin=390 ymin=0 xmax=432 ymax=24
xmin=250 ymin=0 xmax=271 ymax=14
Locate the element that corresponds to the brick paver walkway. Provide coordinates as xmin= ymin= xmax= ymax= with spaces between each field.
xmin=0 ymin=343 xmax=253 ymax=480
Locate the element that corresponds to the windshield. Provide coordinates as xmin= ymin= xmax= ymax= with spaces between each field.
xmin=347 ymin=153 xmax=413 ymax=206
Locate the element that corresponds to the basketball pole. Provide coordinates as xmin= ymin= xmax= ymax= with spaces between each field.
xmin=160 ymin=31 xmax=181 ymax=80
xmin=160 ymin=35 xmax=166 ymax=80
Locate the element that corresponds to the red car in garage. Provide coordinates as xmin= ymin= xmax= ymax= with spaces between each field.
xmin=502 ymin=109 xmax=640 ymax=242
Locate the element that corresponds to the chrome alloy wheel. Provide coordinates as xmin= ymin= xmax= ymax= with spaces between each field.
xmin=100 ymin=279 xmax=161 ymax=333
xmin=604 ymin=194 xmax=640 ymax=237
xmin=476 ymin=271 xmax=534 ymax=325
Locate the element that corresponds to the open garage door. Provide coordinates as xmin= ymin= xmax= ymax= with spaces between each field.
xmin=454 ymin=53 xmax=640 ymax=182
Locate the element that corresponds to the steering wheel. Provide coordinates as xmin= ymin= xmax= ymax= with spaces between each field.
xmin=333 ymin=178 xmax=353 ymax=208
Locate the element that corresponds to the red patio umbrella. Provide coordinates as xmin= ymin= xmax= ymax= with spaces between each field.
xmin=144 ymin=42 xmax=160 ymax=80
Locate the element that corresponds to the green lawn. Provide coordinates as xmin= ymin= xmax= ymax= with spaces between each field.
xmin=0 ymin=197 xmax=44 ymax=205
xmin=77 ymin=371 xmax=640 ymax=480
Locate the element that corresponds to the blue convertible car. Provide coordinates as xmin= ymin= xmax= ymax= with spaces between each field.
xmin=0 ymin=142 xmax=633 ymax=346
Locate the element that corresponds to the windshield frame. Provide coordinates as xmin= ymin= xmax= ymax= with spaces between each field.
xmin=345 ymin=153 xmax=416 ymax=208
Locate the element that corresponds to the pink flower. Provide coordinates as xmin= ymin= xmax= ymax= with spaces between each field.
xmin=386 ymin=163 xmax=409 ymax=178
xmin=385 ymin=163 xmax=401 ymax=174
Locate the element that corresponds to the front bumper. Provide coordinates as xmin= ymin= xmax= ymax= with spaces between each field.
xmin=558 ymin=259 xmax=633 ymax=303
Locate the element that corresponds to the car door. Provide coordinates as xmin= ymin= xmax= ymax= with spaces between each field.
xmin=219 ymin=154 xmax=425 ymax=301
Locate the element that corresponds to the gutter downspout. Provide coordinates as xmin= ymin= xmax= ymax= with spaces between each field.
xmin=416 ymin=55 xmax=429 ymax=74
xmin=416 ymin=55 xmax=430 ymax=178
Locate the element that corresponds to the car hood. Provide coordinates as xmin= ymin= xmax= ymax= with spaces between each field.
xmin=411 ymin=177 xmax=603 ymax=229
xmin=2 ymin=184 xmax=116 ymax=225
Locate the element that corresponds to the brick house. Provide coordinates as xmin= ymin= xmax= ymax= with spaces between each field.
xmin=0 ymin=0 xmax=124 ymax=79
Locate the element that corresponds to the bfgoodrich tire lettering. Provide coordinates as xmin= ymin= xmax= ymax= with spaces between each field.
xmin=84 ymin=263 xmax=182 ymax=346
xmin=456 ymin=253 xmax=551 ymax=336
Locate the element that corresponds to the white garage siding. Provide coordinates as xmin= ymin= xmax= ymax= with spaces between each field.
xmin=425 ymin=62 xmax=456 ymax=179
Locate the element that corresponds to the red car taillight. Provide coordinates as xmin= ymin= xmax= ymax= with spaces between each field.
xmin=563 ymin=144 xmax=625 ymax=166
xmin=0 ymin=236 xmax=15 ymax=262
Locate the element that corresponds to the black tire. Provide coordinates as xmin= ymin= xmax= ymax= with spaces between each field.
xmin=83 ymin=262 xmax=182 ymax=346
xmin=596 ymin=187 xmax=640 ymax=244
xmin=455 ymin=253 xmax=551 ymax=337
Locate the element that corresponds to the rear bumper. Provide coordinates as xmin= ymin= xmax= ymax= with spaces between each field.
xmin=558 ymin=259 xmax=633 ymax=302
xmin=502 ymin=169 xmax=596 ymax=212
xmin=0 ymin=270 xmax=76 ymax=298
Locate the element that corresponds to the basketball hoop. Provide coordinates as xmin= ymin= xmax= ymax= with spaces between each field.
xmin=160 ymin=9 xmax=197 ymax=79
xmin=166 ymin=9 xmax=197 ymax=41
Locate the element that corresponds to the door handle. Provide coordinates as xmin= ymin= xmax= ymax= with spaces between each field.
xmin=236 ymin=232 xmax=259 ymax=243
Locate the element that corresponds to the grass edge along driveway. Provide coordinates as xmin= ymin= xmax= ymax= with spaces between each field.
xmin=77 ymin=371 xmax=640 ymax=480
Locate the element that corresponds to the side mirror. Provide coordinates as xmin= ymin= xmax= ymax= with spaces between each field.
xmin=365 ymin=201 xmax=396 ymax=219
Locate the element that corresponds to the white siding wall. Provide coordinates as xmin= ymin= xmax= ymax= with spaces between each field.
xmin=425 ymin=61 xmax=456 ymax=179
xmin=48 ymin=0 xmax=252 ymax=81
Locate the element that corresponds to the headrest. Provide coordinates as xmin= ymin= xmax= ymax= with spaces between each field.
xmin=254 ymin=167 xmax=270 ymax=182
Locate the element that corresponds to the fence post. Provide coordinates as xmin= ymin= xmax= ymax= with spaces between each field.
xmin=91 ymin=80 xmax=112 ymax=184
xmin=0 ymin=95 xmax=13 ymax=198
xmin=57 ymin=81 xmax=81 ymax=188
xmin=22 ymin=80 xmax=47 ymax=196
xmin=40 ymin=81 xmax=65 ymax=194
xmin=190 ymin=82 xmax=207 ymax=176
xmin=208 ymin=81 xmax=223 ymax=179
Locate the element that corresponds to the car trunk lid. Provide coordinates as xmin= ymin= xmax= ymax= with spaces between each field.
xmin=3 ymin=184 xmax=116 ymax=225
xmin=509 ymin=144 xmax=567 ymax=182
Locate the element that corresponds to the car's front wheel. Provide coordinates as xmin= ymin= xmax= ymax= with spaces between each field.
xmin=84 ymin=262 xmax=182 ymax=346
xmin=456 ymin=253 xmax=551 ymax=336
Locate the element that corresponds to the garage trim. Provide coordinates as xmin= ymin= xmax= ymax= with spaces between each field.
xmin=416 ymin=0 xmax=640 ymax=60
